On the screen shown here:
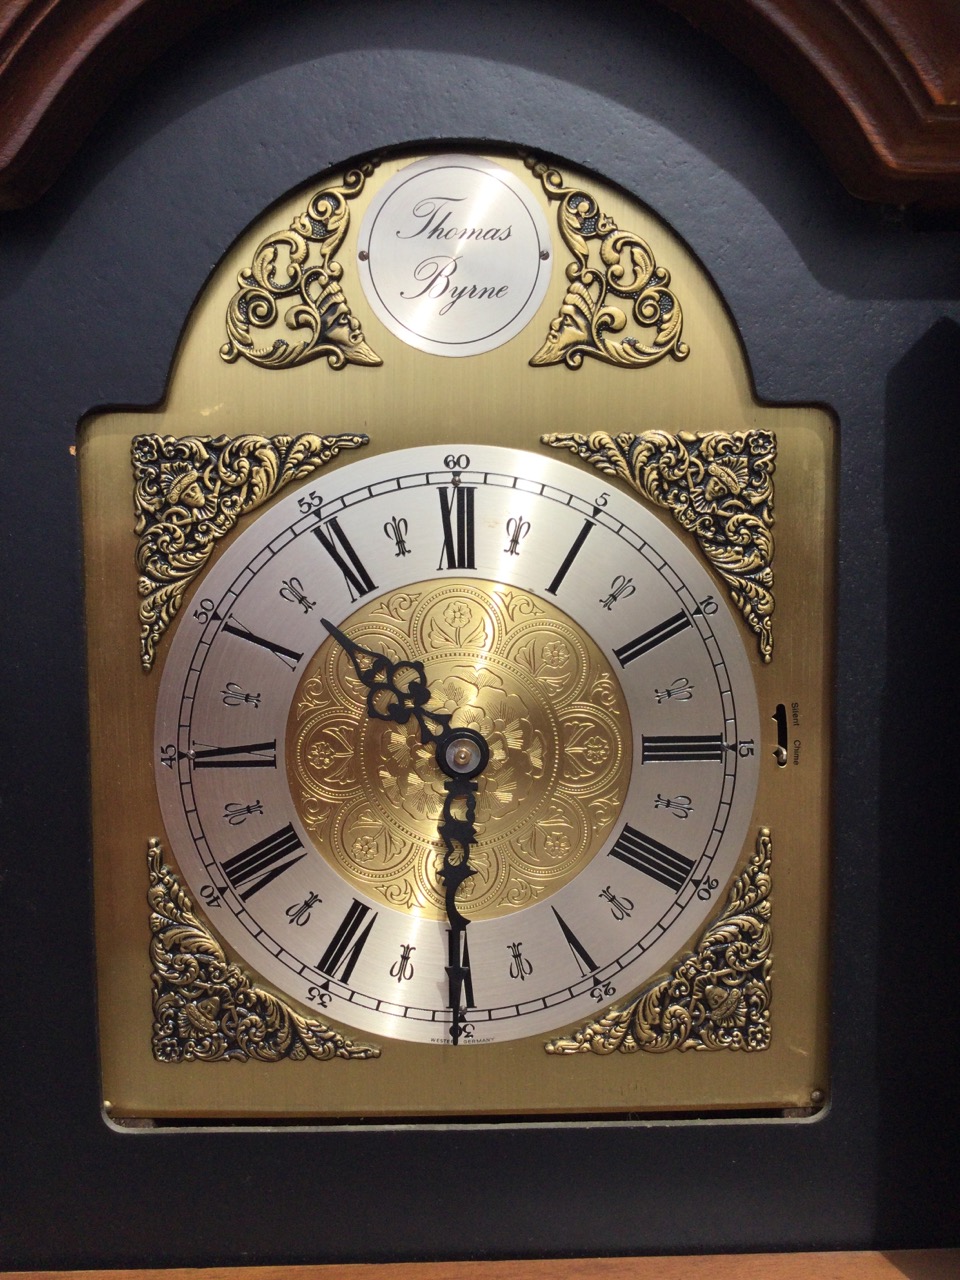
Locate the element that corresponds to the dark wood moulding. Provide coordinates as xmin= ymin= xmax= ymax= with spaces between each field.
xmin=2 ymin=0 xmax=960 ymax=208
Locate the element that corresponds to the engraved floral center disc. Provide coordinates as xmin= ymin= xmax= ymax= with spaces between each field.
xmin=287 ymin=579 xmax=632 ymax=920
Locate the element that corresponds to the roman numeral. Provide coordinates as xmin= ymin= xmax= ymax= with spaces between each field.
xmin=221 ymin=822 xmax=305 ymax=900
xmin=447 ymin=927 xmax=475 ymax=1010
xmin=314 ymin=517 xmax=377 ymax=601
xmin=614 ymin=610 xmax=691 ymax=666
xmin=552 ymin=907 xmax=598 ymax=977
xmin=608 ymin=824 xmax=695 ymax=892
xmin=190 ymin=740 xmax=277 ymax=768
xmin=438 ymin=485 xmax=475 ymax=570
xmin=221 ymin=617 xmax=303 ymax=670
xmin=641 ymin=734 xmax=726 ymax=762
xmin=546 ymin=514 xmax=595 ymax=595
xmin=317 ymin=899 xmax=377 ymax=983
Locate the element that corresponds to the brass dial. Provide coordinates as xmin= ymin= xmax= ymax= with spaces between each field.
xmin=154 ymin=444 xmax=761 ymax=1045
xmin=288 ymin=577 xmax=632 ymax=921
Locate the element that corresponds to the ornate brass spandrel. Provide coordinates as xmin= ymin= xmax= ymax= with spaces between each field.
xmin=288 ymin=580 xmax=632 ymax=920
xmin=148 ymin=838 xmax=380 ymax=1063
xmin=221 ymin=165 xmax=382 ymax=370
xmin=542 ymin=430 xmax=776 ymax=661
xmin=546 ymin=828 xmax=772 ymax=1055
xmin=133 ymin=432 xmax=368 ymax=672
xmin=525 ymin=157 xmax=688 ymax=370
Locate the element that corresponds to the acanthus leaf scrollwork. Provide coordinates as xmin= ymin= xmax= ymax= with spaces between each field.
xmin=525 ymin=156 xmax=688 ymax=371
xmin=134 ymin=432 xmax=368 ymax=672
xmin=148 ymin=838 xmax=380 ymax=1063
xmin=221 ymin=165 xmax=381 ymax=370
xmin=542 ymin=430 xmax=776 ymax=660
xmin=546 ymin=829 xmax=772 ymax=1056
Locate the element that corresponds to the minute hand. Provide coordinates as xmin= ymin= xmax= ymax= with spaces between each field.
xmin=432 ymin=724 xmax=490 ymax=1043
xmin=438 ymin=767 xmax=480 ymax=1046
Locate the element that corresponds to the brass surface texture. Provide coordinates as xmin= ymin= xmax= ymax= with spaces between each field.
xmin=148 ymin=838 xmax=379 ymax=1063
xmin=547 ymin=828 xmax=772 ymax=1054
xmin=289 ymin=580 xmax=630 ymax=921
xmin=134 ymin=432 xmax=367 ymax=669
xmin=221 ymin=164 xmax=381 ymax=370
xmin=80 ymin=149 xmax=833 ymax=1118
xmin=526 ymin=157 xmax=689 ymax=369
xmin=543 ymin=431 xmax=776 ymax=660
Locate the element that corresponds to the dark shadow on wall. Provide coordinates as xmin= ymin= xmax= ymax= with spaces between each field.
xmin=4 ymin=0 xmax=958 ymax=305
xmin=877 ymin=317 xmax=960 ymax=1244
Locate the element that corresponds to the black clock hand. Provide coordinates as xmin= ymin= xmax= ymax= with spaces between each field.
xmin=434 ymin=731 xmax=489 ymax=1045
xmin=320 ymin=618 xmax=450 ymax=744
xmin=322 ymin=618 xmax=489 ymax=1044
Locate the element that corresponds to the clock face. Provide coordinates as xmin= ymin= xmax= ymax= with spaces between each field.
xmin=155 ymin=444 xmax=761 ymax=1045
xmin=83 ymin=150 xmax=833 ymax=1118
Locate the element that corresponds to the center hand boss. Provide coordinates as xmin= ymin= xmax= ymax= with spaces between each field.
xmin=321 ymin=619 xmax=490 ymax=1044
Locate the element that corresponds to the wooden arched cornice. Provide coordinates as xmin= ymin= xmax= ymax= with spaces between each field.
xmin=2 ymin=0 xmax=959 ymax=210
xmin=664 ymin=0 xmax=960 ymax=209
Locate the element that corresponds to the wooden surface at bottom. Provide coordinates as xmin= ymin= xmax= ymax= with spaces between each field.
xmin=3 ymin=1254 xmax=959 ymax=1280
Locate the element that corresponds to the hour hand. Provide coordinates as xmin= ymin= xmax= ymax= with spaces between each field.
xmin=320 ymin=618 xmax=449 ymax=744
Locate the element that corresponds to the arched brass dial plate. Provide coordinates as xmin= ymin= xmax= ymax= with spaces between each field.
xmin=80 ymin=148 xmax=833 ymax=1118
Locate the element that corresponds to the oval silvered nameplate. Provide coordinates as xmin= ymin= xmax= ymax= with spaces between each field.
xmin=357 ymin=154 xmax=552 ymax=357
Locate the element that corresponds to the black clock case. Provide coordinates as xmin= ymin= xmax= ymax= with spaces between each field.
xmin=1 ymin=0 xmax=957 ymax=1265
